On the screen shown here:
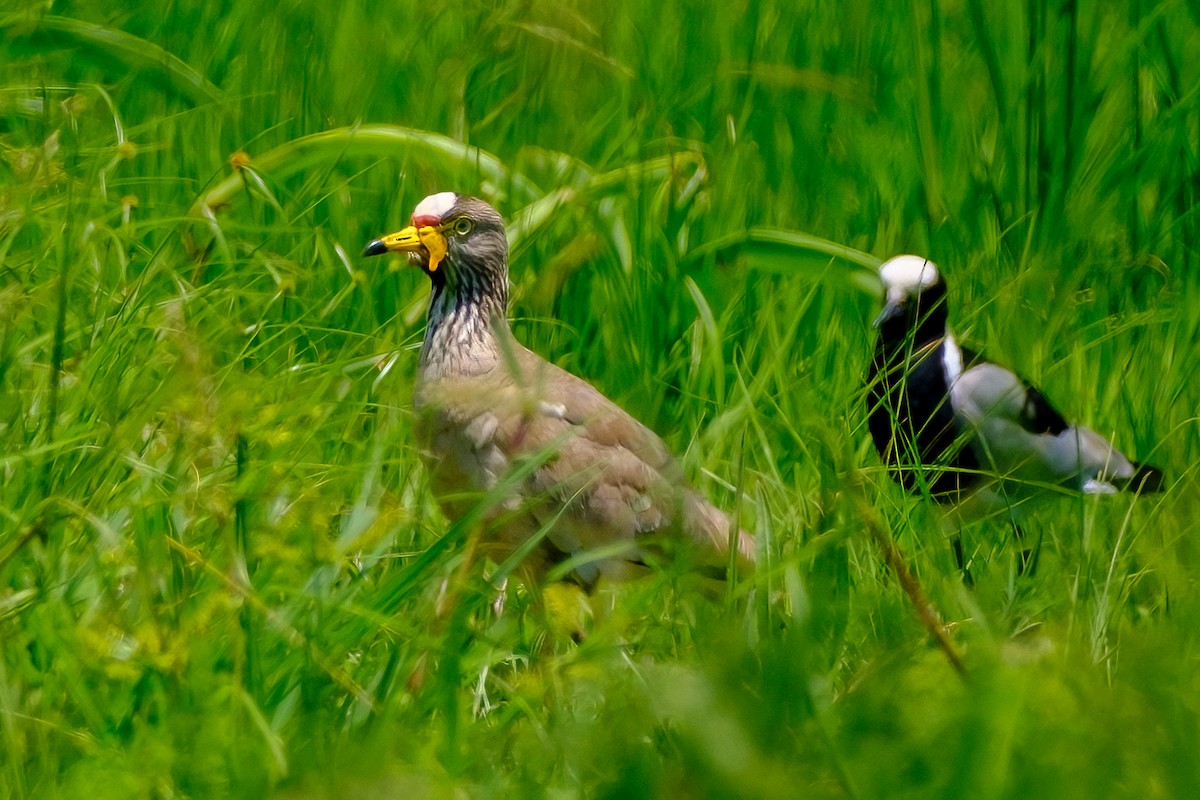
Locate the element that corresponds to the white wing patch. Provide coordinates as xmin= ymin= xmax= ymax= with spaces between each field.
xmin=537 ymin=401 xmax=568 ymax=419
xmin=413 ymin=191 xmax=457 ymax=220
xmin=1083 ymin=478 xmax=1118 ymax=494
xmin=463 ymin=412 xmax=499 ymax=451
xmin=942 ymin=333 xmax=964 ymax=387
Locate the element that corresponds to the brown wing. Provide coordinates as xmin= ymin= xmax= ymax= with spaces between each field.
xmin=414 ymin=346 xmax=754 ymax=576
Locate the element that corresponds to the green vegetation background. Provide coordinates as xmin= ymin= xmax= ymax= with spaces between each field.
xmin=2 ymin=0 xmax=1198 ymax=797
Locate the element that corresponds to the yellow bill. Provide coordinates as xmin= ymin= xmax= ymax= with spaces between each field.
xmin=362 ymin=225 xmax=448 ymax=272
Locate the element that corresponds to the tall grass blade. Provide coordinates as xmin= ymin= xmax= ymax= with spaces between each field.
xmin=1 ymin=14 xmax=224 ymax=106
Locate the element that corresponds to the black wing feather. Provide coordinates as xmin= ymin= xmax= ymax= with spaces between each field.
xmin=961 ymin=345 xmax=1069 ymax=435
xmin=1019 ymin=385 xmax=1070 ymax=435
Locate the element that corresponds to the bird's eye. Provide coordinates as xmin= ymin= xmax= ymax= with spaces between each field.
xmin=453 ymin=218 xmax=473 ymax=236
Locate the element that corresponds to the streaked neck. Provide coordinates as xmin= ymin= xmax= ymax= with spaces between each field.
xmin=419 ymin=275 xmax=510 ymax=379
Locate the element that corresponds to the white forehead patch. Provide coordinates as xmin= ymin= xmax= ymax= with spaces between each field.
xmin=412 ymin=191 xmax=457 ymax=220
xmin=879 ymin=254 xmax=940 ymax=300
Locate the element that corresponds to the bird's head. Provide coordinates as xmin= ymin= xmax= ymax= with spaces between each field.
xmin=362 ymin=192 xmax=508 ymax=289
xmin=874 ymin=254 xmax=947 ymax=331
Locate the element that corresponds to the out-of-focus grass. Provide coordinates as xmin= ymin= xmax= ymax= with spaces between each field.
xmin=1 ymin=0 xmax=1198 ymax=797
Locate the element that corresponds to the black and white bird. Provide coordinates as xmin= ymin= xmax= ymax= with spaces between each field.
xmin=866 ymin=254 xmax=1162 ymax=576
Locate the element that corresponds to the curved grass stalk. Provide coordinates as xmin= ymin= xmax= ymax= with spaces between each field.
xmin=690 ymin=227 xmax=883 ymax=295
xmin=188 ymin=127 xmax=702 ymax=271
xmin=190 ymin=124 xmax=541 ymax=219
xmin=1 ymin=15 xmax=223 ymax=107
xmin=507 ymin=151 xmax=704 ymax=252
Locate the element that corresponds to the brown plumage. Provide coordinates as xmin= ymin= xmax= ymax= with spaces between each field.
xmin=364 ymin=192 xmax=754 ymax=586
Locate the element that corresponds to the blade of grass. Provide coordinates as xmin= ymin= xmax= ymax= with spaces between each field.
xmin=1 ymin=14 xmax=224 ymax=106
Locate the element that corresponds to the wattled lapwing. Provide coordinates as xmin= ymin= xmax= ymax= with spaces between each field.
xmin=867 ymin=254 xmax=1162 ymax=577
xmin=363 ymin=192 xmax=755 ymax=587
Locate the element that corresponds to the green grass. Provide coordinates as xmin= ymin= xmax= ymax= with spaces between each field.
xmin=2 ymin=0 xmax=1199 ymax=796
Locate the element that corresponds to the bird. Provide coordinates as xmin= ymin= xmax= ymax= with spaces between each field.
xmin=362 ymin=192 xmax=755 ymax=588
xmin=866 ymin=254 xmax=1162 ymax=577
